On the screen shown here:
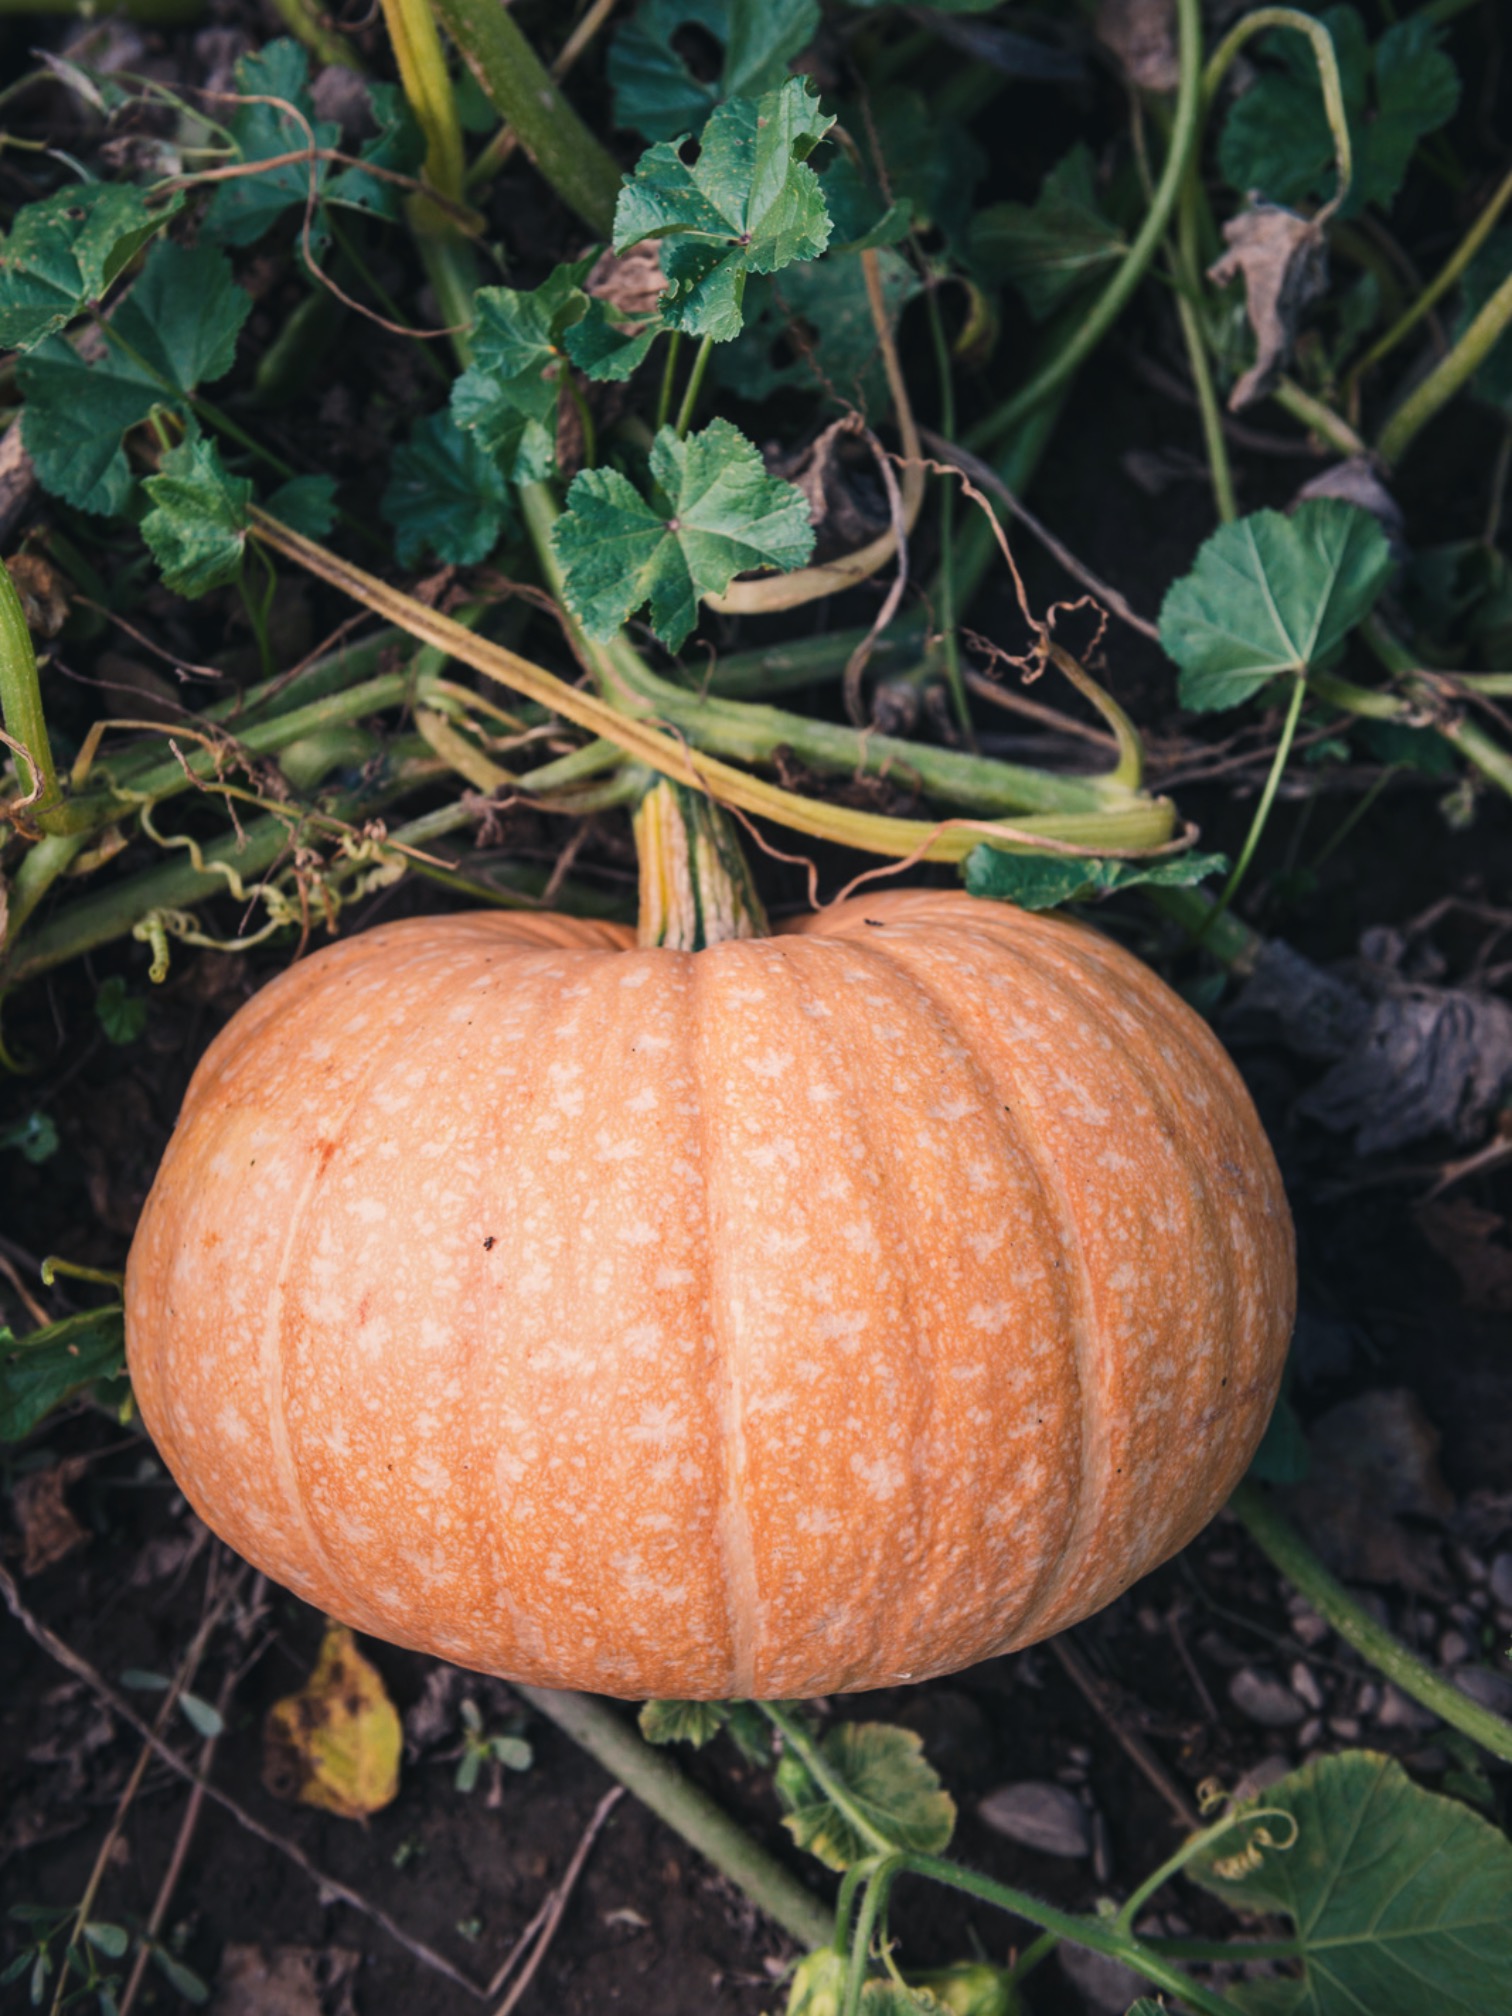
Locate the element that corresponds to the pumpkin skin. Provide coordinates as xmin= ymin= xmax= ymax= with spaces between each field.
xmin=125 ymin=889 xmax=1294 ymax=1699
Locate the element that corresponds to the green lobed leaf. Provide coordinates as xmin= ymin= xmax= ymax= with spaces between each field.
xmin=969 ymin=145 xmax=1127 ymax=321
xmin=551 ymin=417 xmax=814 ymax=650
xmin=0 ymin=1306 xmax=126 ymax=1442
xmin=1218 ymin=7 xmax=1460 ymax=218
xmin=451 ymin=261 xmax=593 ymax=480
xmin=0 ymin=183 xmax=180 ymax=351
xmin=639 ymin=1700 xmax=732 ymax=1747
xmin=1158 ymin=499 xmax=1394 ymax=713
xmin=613 ymin=77 xmax=834 ymax=341
xmin=1186 ymin=1750 xmax=1512 ymax=2015
xmin=17 ymin=239 xmax=248 ymax=518
xmin=266 ymin=473 xmax=338 ymax=538
xmin=710 ymin=250 xmax=921 ymax=410
xmin=563 ymin=296 xmax=665 ymax=383
xmin=775 ymin=1721 xmax=956 ymax=1873
xmin=861 ymin=87 xmax=985 ymax=254
xmin=141 ymin=436 xmax=253 ymax=597
xmin=95 ymin=975 xmax=147 ymax=1044
xmin=382 ymin=408 xmax=517 ymax=568
xmin=963 ymin=848 xmax=1228 ymax=911
xmin=609 ymin=0 xmax=820 ymax=143
xmin=202 ymin=40 xmax=339 ymax=248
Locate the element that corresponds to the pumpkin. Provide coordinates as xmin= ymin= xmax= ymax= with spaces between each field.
xmin=124 ymin=888 xmax=1294 ymax=1699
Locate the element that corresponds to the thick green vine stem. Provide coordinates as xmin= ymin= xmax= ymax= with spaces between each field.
xmin=1230 ymin=1481 xmax=1512 ymax=1764
xmin=430 ymin=0 xmax=621 ymax=238
xmin=634 ymin=780 xmax=770 ymax=951
xmin=1377 ymin=260 xmax=1512 ymax=466
xmin=0 ymin=559 xmax=64 ymax=831
xmin=514 ymin=1688 xmax=835 ymax=1951
xmin=1202 ymin=10 xmax=1352 ymax=209
xmin=969 ymin=0 xmax=1203 ymax=452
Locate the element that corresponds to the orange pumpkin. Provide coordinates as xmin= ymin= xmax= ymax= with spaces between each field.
xmin=124 ymin=889 xmax=1294 ymax=1699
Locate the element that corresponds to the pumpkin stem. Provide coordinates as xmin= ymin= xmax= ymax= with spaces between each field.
xmin=634 ymin=779 xmax=770 ymax=951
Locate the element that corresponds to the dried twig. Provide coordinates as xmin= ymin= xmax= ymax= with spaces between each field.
xmin=489 ymin=1786 xmax=624 ymax=2014
xmin=1048 ymin=1634 xmax=1200 ymax=1829
xmin=0 ymin=1562 xmax=486 ymax=1999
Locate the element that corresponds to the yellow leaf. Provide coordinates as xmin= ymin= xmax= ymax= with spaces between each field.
xmin=262 ymin=1621 xmax=401 ymax=1820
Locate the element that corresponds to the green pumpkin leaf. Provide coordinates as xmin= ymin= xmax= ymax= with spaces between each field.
xmin=451 ymin=263 xmax=593 ymax=480
xmin=613 ymin=77 xmax=834 ymax=341
xmin=1186 ymin=1751 xmax=1512 ymax=2014
xmin=609 ymin=0 xmax=820 ymax=144
xmin=551 ymin=417 xmax=814 ymax=650
xmin=0 ymin=183 xmax=180 ymax=351
xmin=970 ymin=145 xmax=1127 ymax=321
xmin=1217 ymin=7 xmax=1460 ymax=218
xmin=17 ymin=240 xmax=250 ymax=518
xmin=639 ymin=1700 xmax=732 ymax=1747
xmin=0 ymin=1306 xmax=126 ymax=1443
xmin=1158 ymin=500 xmax=1394 ymax=713
xmin=775 ymin=1721 xmax=955 ymax=1872
xmin=141 ymin=435 xmax=253 ymax=597
xmin=383 ymin=408 xmax=517 ymax=568
xmin=711 ymin=250 xmax=921 ymax=410
xmin=963 ymin=848 xmax=1228 ymax=911
xmin=202 ymin=40 xmax=339 ymax=248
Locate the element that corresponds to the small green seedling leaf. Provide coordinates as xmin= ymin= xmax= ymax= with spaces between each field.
xmin=382 ymin=409 xmax=517 ymax=568
xmin=610 ymin=0 xmax=820 ymax=143
xmin=1185 ymin=1750 xmax=1512 ymax=2014
xmin=202 ymin=40 xmax=339 ymax=248
xmin=142 ymin=436 xmax=253 ymax=597
xmin=0 ymin=1306 xmax=126 ymax=1443
xmin=0 ymin=183 xmax=180 ymax=351
xmin=614 ymin=77 xmax=834 ymax=341
xmin=0 ymin=1112 xmax=59 ymax=1164
xmin=1158 ymin=499 xmax=1393 ymax=713
xmin=970 ymin=144 xmax=1126 ymax=320
xmin=95 ymin=976 xmax=148 ymax=1044
xmin=963 ymin=848 xmax=1228 ymax=912
xmin=552 ymin=417 xmax=814 ymax=650
xmin=81 ymin=1924 xmax=129 ymax=1960
xmin=639 ymin=1700 xmax=732 ymax=1747
xmin=451 ymin=262 xmax=593 ymax=480
xmin=150 ymin=1949 xmax=209 ymax=2004
xmin=1218 ymin=7 xmax=1460 ymax=218
xmin=775 ymin=1721 xmax=955 ymax=1872
xmin=179 ymin=1692 xmax=225 ymax=1739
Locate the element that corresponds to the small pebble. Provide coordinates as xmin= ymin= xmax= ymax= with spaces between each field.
xmin=1291 ymin=1608 xmax=1330 ymax=1648
xmin=1233 ymin=1755 xmax=1294 ymax=1798
xmin=1066 ymin=1743 xmax=1094 ymax=1767
xmin=1058 ymin=1944 xmax=1145 ymax=2014
xmin=1355 ymin=1682 xmax=1381 ymax=1717
xmin=1488 ymin=1552 xmax=1512 ymax=1609
xmin=1299 ymin=1715 xmax=1324 ymax=1747
xmin=1452 ymin=1665 xmax=1512 ymax=1716
xmin=1328 ymin=1716 xmax=1361 ymax=1740
xmin=1137 ymin=1604 xmax=1164 ymax=1635
xmin=1229 ymin=1668 xmax=1307 ymax=1728
xmin=1438 ymin=1630 xmax=1471 ymax=1667
xmin=1289 ymin=1661 xmax=1325 ymax=1711
xmin=1376 ymin=1684 xmax=1439 ymax=1732
xmin=1450 ymin=1544 xmax=1488 ymax=1586
xmin=1449 ymin=1602 xmax=1479 ymax=1629
xmin=1469 ymin=1590 xmax=1490 ymax=1613
xmin=978 ymin=1782 xmax=1094 ymax=1858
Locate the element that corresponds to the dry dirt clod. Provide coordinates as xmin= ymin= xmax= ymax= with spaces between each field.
xmin=215 ymin=1944 xmax=360 ymax=2016
xmin=977 ymin=1781 xmax=1094 ymax=1857
xmin=11 ymin=1458 xmax=90 ymax=1576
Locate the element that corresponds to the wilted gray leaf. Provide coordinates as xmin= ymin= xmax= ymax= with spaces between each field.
xmin=1294 ymin=457 xmax=1404 ymax=545
xmin=1209 ymin=200 xmax=1329 ymax=410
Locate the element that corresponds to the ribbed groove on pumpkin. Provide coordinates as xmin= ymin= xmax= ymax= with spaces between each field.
xmin=863 ymin=928 xmax=1106 ymax=1651
xmin=262 ymin=955 xmax=427 ymax=1616
xmin=694 ymin=948 xmax=760 ymax=1698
